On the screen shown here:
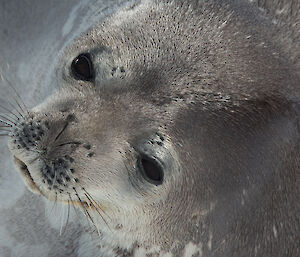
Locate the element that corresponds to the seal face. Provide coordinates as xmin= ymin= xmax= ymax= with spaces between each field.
xmin=4 ymin=0 xmax=299 ymax=256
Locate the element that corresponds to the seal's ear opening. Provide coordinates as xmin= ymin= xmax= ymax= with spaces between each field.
xmin=71 ymin=53 xmax=94 ymax=81
xmin=138 ymin=155 xmax=164 ymax=186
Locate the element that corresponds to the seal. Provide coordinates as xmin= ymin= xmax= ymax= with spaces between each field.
xmin=3 ymin=0 xmax=299 ymax=256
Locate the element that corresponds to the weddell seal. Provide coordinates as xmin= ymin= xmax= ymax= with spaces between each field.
xmin=2 ymin=0 xmax=299 ymax=256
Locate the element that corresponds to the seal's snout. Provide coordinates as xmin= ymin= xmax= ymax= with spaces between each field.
xmin=9 ymin=116 xmax=45 ymax=151
xmin=9 ymin=112 xmax=79 ymax=155
xmin=7 ymin=111 xmax=95 ymax=200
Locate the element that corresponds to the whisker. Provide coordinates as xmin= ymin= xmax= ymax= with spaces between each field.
xmin=67 ymin=193 xmax=81 ymax=221
xmin=0 ymin=114 xmax=16 ymax=126
xmin=54 ymin=123 xmax=69 ymax=142
xmin=50 ymin=192 xmax=58 ymax=214
xmin=0 ymin=121 xmax=13 ymax=128
xmin=54 ymin=141 xmax=81 ymax=148
xmin=6 ymin=100 xmax=24 ymax=119
xmin=82 ymin=209 xmax=97 ymax=236
xmin=73 ymin=188 xmax=89 ymax=217
xmin=0 ymin=85 xmax=26 ymax=116
xmin=82 ymin=188 xmax=110 ymax=219
xmin=83 ymin=188 xmax=112 ymax=226
xmin=67 ymin=193 xmax=91 ymax=234
xmin=0 ymin=119 xmax=14 ymax=127
xmin=89 ymin=209 xmax=102 ymax=238
xmin=84 ymin=191 xmax=112 ymax=232
xmin=0 ymin=71 xmax=29 ymax=115
xmin=0 ymin=113 xmax=19 ymax=123
xmin=0 ymin=134 xmax=9 ymax=137
xmin=0 ymin=128 xmax=12 ymax=132
xmin=84 ymin=208 xmax=96 ymax=228
xmin=60 ymin=200 xmax=70 ymax=236
xmin=82 ymin=207 xmax=102 ymax=237
xmin=59 ymin=200 xmax=66 ymax=236
xmin=0 ymin=103 xmax=21 ymax=121
xmin=72 ymin=188 xmax=88 ymax=215
xmin=73 ymin=187 xmax=100 ymax=234
xmin=79 ymin=205 xmax=94 ymax=232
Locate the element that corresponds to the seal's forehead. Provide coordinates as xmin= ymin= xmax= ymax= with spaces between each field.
xmin=60 ymin=0 xmax=299 ymax=102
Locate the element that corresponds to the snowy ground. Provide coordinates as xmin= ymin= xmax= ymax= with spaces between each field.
xmin=0 ymin=1 xmax=129 ymax=256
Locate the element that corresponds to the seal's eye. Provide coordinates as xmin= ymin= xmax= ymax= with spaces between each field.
xmin=71 ymin=53 xmax=94 ymax=81
xmin=139 ymin=156 xmax=164 ymax=186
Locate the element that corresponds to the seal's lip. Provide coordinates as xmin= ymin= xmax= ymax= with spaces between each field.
xmin=13 ymin=156 xmax=42 ymax=195
xmin=12 ymin=157 xmax=92 ymax=206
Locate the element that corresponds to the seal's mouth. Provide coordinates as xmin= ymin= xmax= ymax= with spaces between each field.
xmin=12 ymin=157 xmax=99 ymax=209
xmin=13 ymin=156 xmax=42 ymax=195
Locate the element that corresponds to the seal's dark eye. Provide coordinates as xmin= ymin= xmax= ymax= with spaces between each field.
xmin=139 ymin=156 xmax=164 ymax=186
xmin=71 ymin=53 xmax=94 ymax=81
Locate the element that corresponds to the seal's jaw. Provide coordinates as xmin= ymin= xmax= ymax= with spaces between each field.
xmin=13 ymin=156 xmax=43 ymax=195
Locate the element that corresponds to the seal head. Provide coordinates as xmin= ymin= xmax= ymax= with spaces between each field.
xmin=7 ymin=0 xmax=300 ymax=256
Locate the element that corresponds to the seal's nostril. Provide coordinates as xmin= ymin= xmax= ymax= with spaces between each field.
xmin=66 ymin=114 xmax=76 ymax=122
xmin=60 ymin=108 xmax=70 ymax=113
xmin=44 ymin=121 xmax=50 ymax=129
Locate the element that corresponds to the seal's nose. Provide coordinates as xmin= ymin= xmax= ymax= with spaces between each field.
xmin=10 ymin=116 xmax=46 ymax=151
xmin=10 ymin=112 xmax=78 ymax=153
xmin=8 ymin=111 xmax=87 ymax=196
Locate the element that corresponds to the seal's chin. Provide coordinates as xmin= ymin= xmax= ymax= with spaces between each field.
xmin=13 ymin=156 xmax=42 ymax=195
